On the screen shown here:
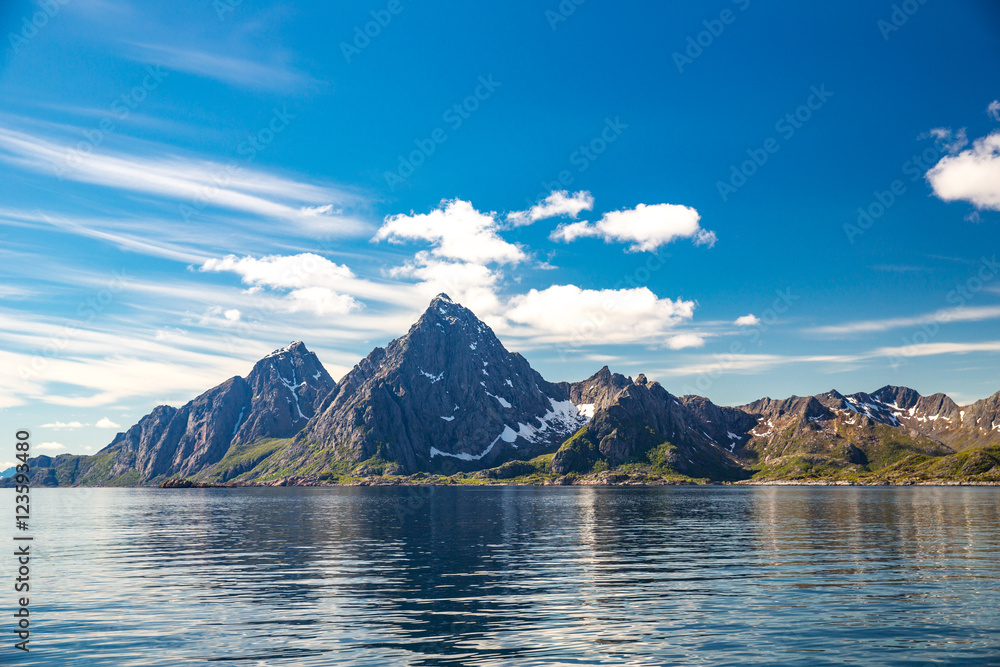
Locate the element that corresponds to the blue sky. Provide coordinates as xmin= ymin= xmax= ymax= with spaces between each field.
xmin=1 ymin=0 xmax=999 ymax=459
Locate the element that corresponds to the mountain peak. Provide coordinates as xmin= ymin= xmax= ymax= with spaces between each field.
xmin=431 ymin=293 xmax=455 ymax=305
xmin=265 ymin=341 xmax=308 ymax=359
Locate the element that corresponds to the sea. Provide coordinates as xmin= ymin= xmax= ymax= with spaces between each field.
xmin=4 ymin=485 xmax=1000 ymax=665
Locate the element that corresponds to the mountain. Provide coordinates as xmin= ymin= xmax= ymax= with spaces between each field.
xmin=14 ymin=342 xmax=335 ymax=486
xmin=0 ymin=467 xmax=14 ymax=480
xmin=252 ymin=294 xmax=590 ymax=476
xmin=6 ymin=295 xmax=1000 ymax=487
xmin=550 ymin=369 xmax=752 ymax=481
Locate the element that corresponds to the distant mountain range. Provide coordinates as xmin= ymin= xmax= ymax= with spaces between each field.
xmin=10 ymin=294 xmax=1000 ymax=487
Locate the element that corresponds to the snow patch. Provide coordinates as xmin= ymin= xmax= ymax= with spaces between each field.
xmin=277 ymin=365 xmax=307 ymax=420
xmin=419 ymin=369 xmax=444 ymax=383
xmin=577 ymin=403 xmax=595 ymax=419
xmin=232 ymin=406 xmax=246 ymax=436
xmin=440 ymin=416 xmax=455 ymax=422
xmin=487 ymin=392 xmax=512 ymax=408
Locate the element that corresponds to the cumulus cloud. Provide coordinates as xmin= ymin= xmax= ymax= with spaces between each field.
xmin=665 ymin=333 xmax=705 ymax=350
xmin=926 ymin=132 xmax=1000 ymax=211
xmin=36 ymin=442 xmax=67 ymax=451
xmin=95 ymin=417 xmax=122 ymax=429
xmin=200 ymin=253 xmax=363 ymax=316
xmin=374 ymin=199 xmax=526 ymax=265
xmin=499 ymin=285 xmax=696 ymax=346
xmin=41 ymin=421 xmax=87 ymax=429
xmin=506 ymin=190 xmax=594 ymax=227
xmin=550 ymin=203 xmax=716 ymax=252
xmin=734 ymin=314 xmax=761 ymax=327
xmin=988 ymin=100 xmax=1000 ymax=122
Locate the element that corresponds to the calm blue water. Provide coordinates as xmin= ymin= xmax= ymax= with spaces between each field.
xmin=3 ymin=486 xmax=1000 ymax=665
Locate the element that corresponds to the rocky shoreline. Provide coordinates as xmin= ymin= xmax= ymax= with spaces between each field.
xmin=158 ymin=475 xmax=1000 ymax=489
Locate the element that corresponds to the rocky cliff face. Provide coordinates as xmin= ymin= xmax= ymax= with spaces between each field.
xmin=296 ymin=294 xmax=589 ymax=473
xmin=19 ymin=342 xmax=335 ymax=486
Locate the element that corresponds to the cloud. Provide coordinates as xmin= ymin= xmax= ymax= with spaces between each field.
xmin=874 ymin=340 xmax=1000 ymax=358
xmin=506 ymin=190 xmax=593 ymax=227
xmin=125 ymin=43 xmax=316 ymax=93
xmin=499 ymin=285 xmax=696 ymax=346
xmin=550 ymin=203 xmax=716 ymax=252
xmin=386 ymin=254 xmax=503 ymax=317
xmin=374 ymin=199 xmax=526 ymax=265
xmin=810 ymin=305 xmax=1000 ymax=336
xmin=41 ymin=421 xmax=87 ymax=429
xmin=0 ymin=127 xmax=365 ymax=226
xmin=734 ymin=314 xmax=760 ymax=327
xmin=665 ymin=333 xmax=705 ymax=350
xmin=36 ymin=442 xmax=67 ymax=451
xmin=200 ymin=254 xmax=364 ymax=316
xmin=926 ymin=132 xmax=1000 ymax=211
xmin=988 ymin=100 xmax=1000 ymax=122
xmin=95 ymin=417 xmax=122 ymax=429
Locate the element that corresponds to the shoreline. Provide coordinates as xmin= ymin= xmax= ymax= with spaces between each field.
xmin=148 ymin=477 xmax=1000 ymax=489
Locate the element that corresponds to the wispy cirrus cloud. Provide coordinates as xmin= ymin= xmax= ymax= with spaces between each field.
xmin=808 ymin=305 xmax=1000 ymax=336
xmin=123 ymin=42 xmax=320 ymax=94
xmin=0 ymin=126 xmax=368 ymax=229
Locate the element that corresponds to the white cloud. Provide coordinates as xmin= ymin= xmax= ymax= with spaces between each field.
xmin=0 ymin=127 xmax=364 ymax=226
xmin=873 ymin=340 xmax=1000 ymax=358
xmin=200 ymin=254 xmax=363 ymax=316
xmin=386 ymin=254 xmax=503 ymax=317
xmin=95 ymin=417 xmax=122 ymax=429
xmin=926 ymin=132 xmax=1000 ymax=211
xmin=988 ymin=100 xmax=1000 ymax=122
xmin=374 ymin=199 xmax=526 ymax=265
xmin=40 ymin=421 xmax=87 ymax=429
xmin=550 ymin=203 xmax=716 ymax=252
xmin=506 ymin=190 xmax=593 ymax=227
xmin=665 ymin=333 xmax=705 ymax=350
xmin=36 ymin=442 xmax=67 ymax=451
xmin=734 ymin=314 xmax=760 ymax=327
xmin=810 ymin=305 xmax=1000 ymax=336
xmin=498 ymin=285 xmax=696 ymax=346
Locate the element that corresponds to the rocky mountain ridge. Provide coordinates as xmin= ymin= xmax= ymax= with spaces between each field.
xmin=9 ymin=295 xmax=1000 ymax=487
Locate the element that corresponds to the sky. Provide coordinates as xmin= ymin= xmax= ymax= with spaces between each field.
xmin=1 ymin=0 xmax=999 ymax=460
